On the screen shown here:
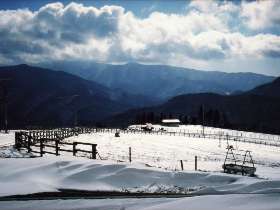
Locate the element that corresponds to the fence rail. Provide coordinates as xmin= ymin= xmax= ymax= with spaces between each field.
xmin=14 ymin=128 xmax=98 ymax=159
xmin=28 ymin=139 xmax=97 ymax=159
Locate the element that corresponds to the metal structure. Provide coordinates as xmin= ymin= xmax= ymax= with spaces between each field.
xmin=222 ymin=145 xmax=256 ymax=176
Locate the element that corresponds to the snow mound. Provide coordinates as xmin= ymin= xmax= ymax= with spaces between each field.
xmin=0 ymin=157 xmax=279 ymax=197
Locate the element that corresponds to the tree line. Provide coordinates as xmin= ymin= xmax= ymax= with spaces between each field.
xmin=134 ymin=105 xmax=230 ymax=128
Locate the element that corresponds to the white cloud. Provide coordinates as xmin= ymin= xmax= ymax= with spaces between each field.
xmin=0 ymin=1 xmax=279 ymax=72
xmin=241 ymin=0 xmax=280 ymax=30
xmin=189 ymin=0 xmax=239 ymax=14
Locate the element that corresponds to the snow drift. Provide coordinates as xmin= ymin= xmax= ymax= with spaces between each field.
xmin=0 ymin=157 xmax=279 ymax=197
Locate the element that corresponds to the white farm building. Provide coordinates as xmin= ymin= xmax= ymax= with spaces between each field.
xmin=161 ymin=119 xmax=181 ymax=127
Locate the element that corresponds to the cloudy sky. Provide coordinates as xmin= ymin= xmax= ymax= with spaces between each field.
xmin=0 ymin=0 xmax=280 ymax=76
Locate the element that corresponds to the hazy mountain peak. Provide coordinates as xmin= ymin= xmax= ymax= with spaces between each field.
xmin=41 ymin=61 xmax=275 ymax=100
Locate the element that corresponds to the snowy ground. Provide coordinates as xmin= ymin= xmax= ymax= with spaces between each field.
xmin=1 ymin=194 xmax=280 ymax=210
xmin=0 ymin=157 xmax=280 ymax=210
xmin=64 ymin=125 xmax=280 ymax=179
xmin=0 ymin=126 xmax=280 ymax=209
xmin=2 ymin=157 xmax=280 ymax=197
xmin=0 ymin=131 xmax=32 ymax=158
xmin=130 ymin=124 xmax=280 ymax=144
xmin=0 ymin=131 xmax=15 ymax=146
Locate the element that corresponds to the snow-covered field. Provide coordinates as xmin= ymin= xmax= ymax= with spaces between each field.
xmin=64 ymin=133 xmax=280 ymax=179
xmin=129 ymin=124 xmax=280 ymax=146
xmin=0 ymin=157 xmax=280 ymax=210
xmin=63 ymin=125 xmax=280 ymax=179
xmin=0 ymin=125 xmax=280 ymax=209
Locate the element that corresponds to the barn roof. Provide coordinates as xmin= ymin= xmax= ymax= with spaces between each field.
xmin=162 ymin=119 xmax=180 ymax=123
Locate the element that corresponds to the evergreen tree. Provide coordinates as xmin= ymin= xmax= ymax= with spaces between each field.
xmin=192 ymin=117 xmax=197 ymax=125
xmin=184 ymin=115 xmax=192 ymax=125
xmin=198 ymin=105 xmax=204 ymax=125
xmin=147 ymin=112 xmax=155 ymax=123
xmin=140 ymin=112 xmax=147 ymax=124
xmin=169 ymin=113 xmax=173 ymax=119
xmin=160 ymin=113 xmax=165 ymax=121
xmin=221 ymin=112 xmax=230 ymax=128
xmin=205 ymin=109 xmax=213 ymax=126
xmin=134 ymin=114 xmax=141 ymax=124
xmin=179 ymin=114 xmax=183 ymax=123
xmin=213 ymin=110 xmax=220 ymax=127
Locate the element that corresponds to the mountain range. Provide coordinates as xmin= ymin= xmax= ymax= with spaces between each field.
xmin=0 ymin=63 xmax=279 ymax=133
xmin=0 ymin=64 xmax=154 ymax=128
xmin=42 ymin=61 xmax=274 ymax=100
xmin=109 ymin=77 xmax=280 ymax=133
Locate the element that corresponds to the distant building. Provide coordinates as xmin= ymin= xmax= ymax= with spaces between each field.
xmin=161 ymin=119 xmax=180 ymax=127
xmin=141 ymin=123 xmax=154 ymax=131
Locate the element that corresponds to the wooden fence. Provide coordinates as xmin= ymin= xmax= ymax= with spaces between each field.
xmin=15 ymin=128 xmax=98 ymax=159
xmin=31 ymin=140 xmax=97 ymax=159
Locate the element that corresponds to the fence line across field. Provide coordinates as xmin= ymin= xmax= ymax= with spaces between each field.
xmin=14 ymin=126 xmax=280 ymax=156
xmin=14 ymin=127 xmax=280 ymax=147
xmin=94 ymin=128 xmax=280 ymax=147
xmin=13 ymin=127 xmax=271 ymax=174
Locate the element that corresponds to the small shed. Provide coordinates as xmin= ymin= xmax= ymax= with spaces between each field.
xmin=161 ymin=119 xmax=181 ymax=127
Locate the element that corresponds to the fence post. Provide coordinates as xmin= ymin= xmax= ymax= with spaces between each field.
xmin=226 ymin=134 xmax=229 ymax=146
xmin=55 ymin=140 xmax=59 ymax=156
xmin=180 ymin=160 xmax=184 ymax=171
xmin=14 ymin=132 xmax=20 ymax=150
xmin=195 ymin=156 xmax=197 ymax=171
xmin=40 ymin=139 xmax=44 ymax=157
xmin=27 ymin=135 xmax=32 ymax=153
xmin=73 ymin=142 xmax=77 ymax=156
xmin=92 ymin=144 xmax=97 ymax=159
xmin=129 ymin=147 xmax=132 ymax=162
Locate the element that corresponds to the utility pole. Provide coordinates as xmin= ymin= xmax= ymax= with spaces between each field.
xmin=57 ymin=94 xmax=80 ymax=127
xmin=0 ymin=79 xmax=10 ymax=133
xmin=74 ymin=109 xmax=78 ymax=127
xmin=4 ymin=96 xmax=7 ymax=133
xmin=202 ymin=104 xmax=205 ymax=137
xmin=72 ymin=95 xmax=79 ymax=127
